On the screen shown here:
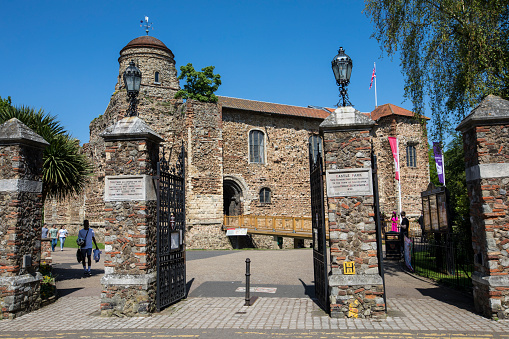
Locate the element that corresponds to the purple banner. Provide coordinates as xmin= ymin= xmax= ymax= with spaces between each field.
xmin=433 ymin=142 xmax=445 ymax=184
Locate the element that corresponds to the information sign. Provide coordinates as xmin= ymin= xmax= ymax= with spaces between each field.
xmin=326 ymin=169 xmax=373 ymax=197
xmin=105 ymin=176 xmax=145 ymax=201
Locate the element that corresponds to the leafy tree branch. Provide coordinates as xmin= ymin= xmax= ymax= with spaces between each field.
xmin=174 ymin=63 xmax=221 ymax=103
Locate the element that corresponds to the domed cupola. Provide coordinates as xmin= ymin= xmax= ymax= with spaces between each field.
xmin=116 ymin=36 xmax=180 ymax=98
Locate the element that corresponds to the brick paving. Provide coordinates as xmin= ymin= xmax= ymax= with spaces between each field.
xmin=0 ymin=295 xmax=508 ymax=332
xmin=2 ymin=249 xmax=508 ymax=333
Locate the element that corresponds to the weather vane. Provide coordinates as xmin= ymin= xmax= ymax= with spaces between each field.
xmin=140 ymin=16 xmax=153 ymax=35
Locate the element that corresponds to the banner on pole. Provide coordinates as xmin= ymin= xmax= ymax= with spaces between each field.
xmin=433 ymin=142 xmax=445 ymax=184
xmin=388 ymin=137 xmax=400 ymax=181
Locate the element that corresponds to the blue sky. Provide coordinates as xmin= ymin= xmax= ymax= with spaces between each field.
xmin=1 ymin=0 xmax=411 ymax=144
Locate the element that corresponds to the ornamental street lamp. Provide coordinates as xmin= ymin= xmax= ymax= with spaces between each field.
xmin=123 ymin=60 xmax=142 ymax=117
xmin=331 ymin=47 xmax=353 ymax=107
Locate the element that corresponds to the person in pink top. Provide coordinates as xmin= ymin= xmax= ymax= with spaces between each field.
xmin=390 ymin=211 xmax=398 ymax=232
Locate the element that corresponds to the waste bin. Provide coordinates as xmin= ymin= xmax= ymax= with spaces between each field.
xmin=385 ymin=231 xmax=401 ymax=259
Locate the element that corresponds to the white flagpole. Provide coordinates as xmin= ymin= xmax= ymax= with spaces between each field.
xmin=374 ymin=62 xmax=378 ymax=108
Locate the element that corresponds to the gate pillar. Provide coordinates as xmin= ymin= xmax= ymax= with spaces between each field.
xmin=319 ymin=106 xmax=385 ymax=318
xmin=99 ymin=117 xmax=163 ymax=317
xmin=456 ymin=95 xmax=509 ymax=319
xmin=0 ymin=118 xmax=48 ymax=319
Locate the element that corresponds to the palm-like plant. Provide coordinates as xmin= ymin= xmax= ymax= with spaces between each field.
xmin=0 ymin=104 xmax=91 ymax=203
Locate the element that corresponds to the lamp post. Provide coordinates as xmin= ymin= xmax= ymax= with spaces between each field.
xmin=331 ymin=47 xmax=353 ymax=107
xmin=123 ymin=60 xmax=142 ymax=117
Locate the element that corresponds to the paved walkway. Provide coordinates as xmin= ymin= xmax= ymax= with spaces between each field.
xmin=1 ymin=249 xmax=508 ymax=333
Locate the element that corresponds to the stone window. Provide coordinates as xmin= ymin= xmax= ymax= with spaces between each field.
xmin=308 ymin=135 xmax=322 ymax=163
xmin=249 ymin=130 xmax=265 ymax=164
xmin=406 ymin=144 xmax=417 ymax=167
xmin=259 ymin=187 xmax=271 ymax=204
xmin=154 ymin=71 xmax=160 ymax=84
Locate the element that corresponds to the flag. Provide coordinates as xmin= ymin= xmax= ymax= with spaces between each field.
xmin=433 ymin=142 xmax=445 ymax=184
xmin=369 ymin=63 xmax=376 ymax=89
xmin=388 ymin=137 xmax=400 ymax=180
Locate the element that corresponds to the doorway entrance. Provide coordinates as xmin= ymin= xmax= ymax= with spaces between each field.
xmin=223 ymin=180 xmax=242 ymax=216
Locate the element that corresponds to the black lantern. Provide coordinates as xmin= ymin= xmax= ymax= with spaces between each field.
xmin=331 ymin=47 xmax=353 ymax=107
xmin=123 ymin=60 xmax=142 ymax=117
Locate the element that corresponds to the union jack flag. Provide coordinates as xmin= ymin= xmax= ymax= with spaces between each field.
xmin=369 ymin=63 xmax=376 ymax=89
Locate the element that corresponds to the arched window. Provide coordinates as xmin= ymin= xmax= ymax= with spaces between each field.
xmin=406 ymin=145 xmax=417 ymax=167
xmin=154 ymin=71 xmax=160 ymax=83
xmin=249 ymin=130 xmax=265 ymax=164
xmin=308 ymin=135 xmax=322 ymax=163
xmin=259 ymin=187 xmax=271 ymax=204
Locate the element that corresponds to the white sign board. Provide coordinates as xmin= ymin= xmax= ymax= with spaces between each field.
xmin=226 ymin=228 xmax=248 ymax=236
xmin=105 ymin=176 xmax=145 ymax=201
xmin=326 ymin=169 xmax=373 ymax=197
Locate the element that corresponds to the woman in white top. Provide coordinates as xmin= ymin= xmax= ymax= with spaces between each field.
xmin=58 ymin=226 xmax=69 ymax=251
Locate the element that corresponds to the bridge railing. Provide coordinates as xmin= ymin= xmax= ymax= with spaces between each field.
xmin=223 ymin=215 xmax=328 ymax=238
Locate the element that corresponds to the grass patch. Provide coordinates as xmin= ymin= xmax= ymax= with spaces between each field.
xmin=62 ymin=235 xmax=105 ymax=249
xmin=412 ymin=250 xmax=472 ymax=289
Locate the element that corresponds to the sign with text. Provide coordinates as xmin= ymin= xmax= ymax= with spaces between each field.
xmin=105 ymin=176 xmax=145 ymax=201
xmin=226 ymin=228 xmax=248 ymax=236
xmin=343 ymin=261 xmax=356 ymax=274
xmin=326 ymin=169 xmax=373 ymax=197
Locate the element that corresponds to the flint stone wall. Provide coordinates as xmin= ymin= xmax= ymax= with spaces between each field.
xmin=457 ymin=95 xmax=509 ymax=319
xmin=321 ymin=107 xmax=385 ymax=319
xmin=372 ymin=115 xmax=429 ymax=218
xmin=0 ymin=119 xmax=48 ymax=319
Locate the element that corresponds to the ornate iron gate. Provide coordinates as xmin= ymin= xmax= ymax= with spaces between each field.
xmin=156 ymin=144 xmax=186 ymax=311
xmin=310 ymin=150 xmax=329 ymax=313
xmin=371 ymin=153 xmax=387 ymax=311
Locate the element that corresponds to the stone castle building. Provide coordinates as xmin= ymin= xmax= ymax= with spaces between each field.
xmin=44 ymin=35 xmax=430 ymax=248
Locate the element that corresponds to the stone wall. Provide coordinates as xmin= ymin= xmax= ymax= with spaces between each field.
xmin=320 ymin=107 xmax=385 ymax=319
xmin=0 ymin=119 xmax=48 ymax=319
xmin=222 ymin=109 xmax=321 ymax=217
xmin=373 ymin=116 xmax=429 ymax=218
xmin=457 ymin=95 xmax=509 ymax=319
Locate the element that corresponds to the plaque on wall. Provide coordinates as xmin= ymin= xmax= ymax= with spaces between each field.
xmin=326 ymin=169 xmax=373 ymax=197
xmin=104 ymin=176 xmax=146 ymax=201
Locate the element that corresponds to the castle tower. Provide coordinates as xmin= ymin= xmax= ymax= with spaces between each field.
xmin=116 ymin=36 xmax=180 ymax=99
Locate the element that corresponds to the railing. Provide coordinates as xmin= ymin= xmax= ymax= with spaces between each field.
xmin=223 ymin=215 xmax=328 ymax=238
xmin=410 ymin=234 xmax=473 ymax=291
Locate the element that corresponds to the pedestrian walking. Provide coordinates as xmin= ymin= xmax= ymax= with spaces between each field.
xmin=41 ymin=223 xmax=49 ymax=239
xmin=58 ymin=225 xmax=69 ymax=251
xmin=400 ymin=211 xmax=409 ymax=255
xmin=49 ymin=225 xmax=58 ymax=251
xmin=77 ymin=220 xmax=99 ymax=276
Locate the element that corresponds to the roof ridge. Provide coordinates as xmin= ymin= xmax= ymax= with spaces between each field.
xmin=218 ymin=96 xmax=323 ymax=110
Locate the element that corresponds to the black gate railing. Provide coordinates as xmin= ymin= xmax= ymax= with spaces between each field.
xmin=371 ymin=153 xmax=387 ymax=311
xmin=156 ymin=144 xmax=186 ymax=311
xmin=310 ymin=150 xmax=329 ymax=313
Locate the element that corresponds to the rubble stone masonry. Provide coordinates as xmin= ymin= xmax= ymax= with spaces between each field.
xmin=320 ymin=107 xmax=385 ymax=319
xmin=99 ymin=117 xmax=162 ymax=317
xmin=457 ymin=95 xmax=509 ymax=319
xmin=0 ymin=119 xmax=48 ymax=319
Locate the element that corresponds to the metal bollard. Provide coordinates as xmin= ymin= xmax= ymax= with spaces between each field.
xmin=245 ymin=258 xmax=251 ymax=306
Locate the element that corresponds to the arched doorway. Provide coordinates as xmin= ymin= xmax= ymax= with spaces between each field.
xmin=223 ymin=180 xmax=242 ymax=216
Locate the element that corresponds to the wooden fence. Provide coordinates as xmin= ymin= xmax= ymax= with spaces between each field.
xmin=223 ymin=215 xmax=328 ymax=239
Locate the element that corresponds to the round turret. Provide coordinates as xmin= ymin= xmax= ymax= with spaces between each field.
xmin=116 ymin=36 xmax=180 ymax=98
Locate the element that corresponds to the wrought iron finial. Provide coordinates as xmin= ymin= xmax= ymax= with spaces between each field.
xmin=140 ymin=16 xmax=153 ymax=35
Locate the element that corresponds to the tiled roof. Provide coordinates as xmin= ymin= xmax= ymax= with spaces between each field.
xmin=218 ymin=96 xmax=330 ymax=119
xmin=121 ymin=36 xmax=174 ymax=57
xmin=370 ymin=103 xmax=430 ymax=121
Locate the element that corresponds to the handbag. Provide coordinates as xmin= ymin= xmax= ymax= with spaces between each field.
xmin=76 ymin=248 xmax=83 ymax=263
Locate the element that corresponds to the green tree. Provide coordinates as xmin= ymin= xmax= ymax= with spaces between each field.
xmin=0 ymin=97 xmax=91 ymax=203
xmin=364 ymin=0 xmax=509 ymax=139
xmin=174 ymin=63 xmax=221 ymax=103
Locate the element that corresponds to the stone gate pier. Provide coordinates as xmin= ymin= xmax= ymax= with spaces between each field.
xmin=0 ymin=118 xmax=48 ymax=319
xmin=99 ymin=116 xmax=163 ymax=316
xmin=320 ymin=106 xmax=385 ymax=318
xmin=457 ymin=95 xmax=509 ymax=319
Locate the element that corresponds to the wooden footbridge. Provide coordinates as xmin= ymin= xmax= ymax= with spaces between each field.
xmin=223 ymin=215 xmax=329 ymax=239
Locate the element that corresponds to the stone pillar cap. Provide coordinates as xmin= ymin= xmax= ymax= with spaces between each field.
xmin=456 ymin=94 xmax=509 ymax=132
xmin=100 ymin=116 xmax=164 ymax=143
xmin=319 ymin=106 xmax=375 ymax=131
xmin=0 ymin=118 xmax=49 ymax=148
